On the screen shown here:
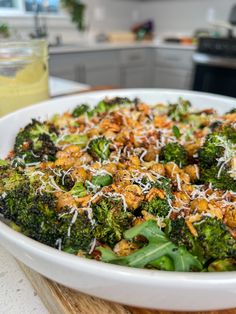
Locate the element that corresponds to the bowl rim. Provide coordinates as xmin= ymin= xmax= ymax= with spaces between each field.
xmin=1 ymin=88 xmax=236 ymax=283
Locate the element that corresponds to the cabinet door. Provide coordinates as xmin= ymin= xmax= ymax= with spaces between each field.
xmin=121 ymin=66 xmax=150 ymax=88
xmin=49 ymin=54 xmax=80 ymax=81
xmin=85 ymin=67 xmax=120 ymax=87
xmin=155 ymin=48 xmax=194 ymax=70
xmin=154 ymin=67 xmax=192 ymax=90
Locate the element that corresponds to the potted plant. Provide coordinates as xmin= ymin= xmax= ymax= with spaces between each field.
xmin=61 ymin=0 xmax=86 ymax=31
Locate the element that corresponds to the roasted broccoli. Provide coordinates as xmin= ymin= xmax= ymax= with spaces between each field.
xmin=139 ymin=177 xmax=173 ymax=218
xmin=92 ymin=197 xmax=133 ymax=247
xmin=70 ymin=181 xmax=87 ymax=197
xmin=198 ymin=126 xmax=236 ymax=191
xmin=0 ymin=163 xmax=94 ymax=252
xmin=168 ymin=98 xmax=191 ymax=122
xmin=200 ymin=166 xmax=236 ymax=191
xmin=72 ymin=104 xmax=89 ymax=117
xmin=208 ymin=259 xmax=236 ymax=272
xmin=159 ymin=142 xmax=188 ymax=167
xmin=226 ymin=108 xmax=236 ymax=114
xmin=87 ymin=136 xmax=111 ymax=161
xmin=58 ymin=208 xmax=94 ymax=254
xmin=87 ymin=97 xmax=133 ymax=117
xmin=13 ymin=119 xmax=58 ymax=164
xmin=166 ymin=217 xmax=236 ymax=265
xmin=141 ymin=198 xmax=171 ymax=218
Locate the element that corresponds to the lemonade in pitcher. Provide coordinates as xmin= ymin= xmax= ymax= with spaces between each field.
xmin=0 ymin=40 xmax=49 ymax=116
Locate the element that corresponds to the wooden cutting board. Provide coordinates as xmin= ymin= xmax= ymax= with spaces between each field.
xmin=18 ymin=262 xmax=235 ymax=314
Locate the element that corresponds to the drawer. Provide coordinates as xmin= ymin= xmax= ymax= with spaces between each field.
xmin=81 ymin=51 xmax=119 ymax=69
xmin=155 ymin=48 xmax=194 ymax=70
xmin=120 ymin=49 xmax=147 ymax=66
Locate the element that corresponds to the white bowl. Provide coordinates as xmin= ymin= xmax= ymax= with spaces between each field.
xmin=0 ymin=89 xmax=236 ymax=311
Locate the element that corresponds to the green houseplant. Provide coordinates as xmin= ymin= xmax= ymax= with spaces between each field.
xmin=61 ymin=0 xmax=86 ymax=31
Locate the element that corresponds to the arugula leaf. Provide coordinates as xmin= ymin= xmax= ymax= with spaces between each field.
xmin=172 ymin=125 xmax=181 ymax=139
xmin=97 ymin=220 xmax=202 ymax=272
xmin=91 ymin=174 xmax=113 ymax=187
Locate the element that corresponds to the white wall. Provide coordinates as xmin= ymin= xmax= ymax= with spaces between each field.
xmin=0 ymin=0 xmax=141 ymax=43
xmin=1 ymin=0 xmax=236 ymax=42
xmin=140 ymin=0 xmax=236 ymax=36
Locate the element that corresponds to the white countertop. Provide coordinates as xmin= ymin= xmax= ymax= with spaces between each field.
xmin=49 ymin=76 xmax=89 ymax=96
xmin=0 ymin=77 xmax=90 ymax=314
xmin=49 ymin=40 xmax=196 ymax=55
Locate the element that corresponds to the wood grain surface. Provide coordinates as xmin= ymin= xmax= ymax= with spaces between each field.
xmin=18 ymin=262 xmax=236 ymax=314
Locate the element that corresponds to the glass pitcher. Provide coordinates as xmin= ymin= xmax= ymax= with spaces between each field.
xmin=0 ymin=40 xmax=49 ymax=116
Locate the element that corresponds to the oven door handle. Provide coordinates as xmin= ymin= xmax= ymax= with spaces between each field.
xmin=193 ymin=52 xmax=236 ymax=69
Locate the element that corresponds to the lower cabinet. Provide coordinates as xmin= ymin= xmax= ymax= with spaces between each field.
xmin=49 ymin=47 xmax=195 ymax=89
xmin=120 ymin=66 xmax=151 ymax=88
xmin=154 ymin=67 xmax=193 ymax=90
xmin=84 ymin=67 xmax=120 ymax=87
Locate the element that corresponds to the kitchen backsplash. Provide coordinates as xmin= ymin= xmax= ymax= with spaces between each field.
xmin=140 ymin=0 xmax=236 ymax=37
xmin=0 ymin=0 xmax=236 ymax=42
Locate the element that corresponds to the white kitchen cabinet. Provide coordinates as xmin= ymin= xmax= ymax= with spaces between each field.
xmin=49 ymin=53 xmax=81 ymax=81
xmin=154 ymin=48 xmax=194 ymax=90
xmin=154 ymin=67 xmax=192 ymax=89
xmin=84 ymin=67 xmax=120 ymax=86
xmin=49 ymin=51 xmax=120 ymax=87
xmin=120 ymin=48 xmax=151 ymax=88
xmin=49 ymin=46 xmax=195 ymax=89
xmin=120 ymin=66 xmax=150 ymax=88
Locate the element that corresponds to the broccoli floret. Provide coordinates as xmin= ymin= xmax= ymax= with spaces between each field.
xmin=226 ymin=108 xmax=236 ymax=114
xmin=0 ymin=164 xmax=94 ymax=252
xmin=198 ymin=127 xmax=236 ymax=191
xmin=70 ymin=181 xmax=87 ymax=197
xmin=0 ymin=165 xmax=26 ymax=193
xmin=87 ymin=136 xmax=111 ymax=161
xmin=13 ymin=119 xmax=58 ymax=164
xmin=198 ymin=133 xmax=225 ymax=168
xmin=200 ymin=166 xmax=236 ymax=191
xmin=59 ymin=208 xmax=94 ymax=254
xmin=56 ymin=169 xmax=75 ymax=191
xmin=208 ymin=258 xmax=236 ymax=272
xmin=168 ymin=98 xmax=191 ymax=122
xmin=72 ymin=104 xmax=89 ymax=117
xmin=92 ymin=198 xmax=133 ymax=247
xmin=139 ymin=177 xmax=173 ymax=218
xmin=0 ymin=177 xmax=59 ymax=247
xmin=141 ymin=198 xmax=170 ymax=218
xmin=167 ymin=217 xmax=236 ymax=265
xmin=166 ymin=217 xmax=198 ymax=255
xmin=159 ymin=142 xmax=188 ymax=167
xmin=87 ymin=97 xmax=133 ymax=117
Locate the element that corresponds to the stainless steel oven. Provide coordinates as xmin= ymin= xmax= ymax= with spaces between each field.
xmin=192 ymin=37 xmax=236 ymax=97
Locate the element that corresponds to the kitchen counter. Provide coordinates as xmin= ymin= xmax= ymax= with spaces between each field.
xmin=49 ymin=41 xmax=196 ymax=55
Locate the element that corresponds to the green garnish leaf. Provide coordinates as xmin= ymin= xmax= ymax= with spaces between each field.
xmin=61 ymin=134 xmax=88 ymax=147
xmin=98 ymin=220 xmax=202 ymax=272
xmin=172 ymin=125 xmax=181 ymax=139
xmin=72 ymin=104 xmax=89 ymax=118
xmin=92 ymin=174 xmax=113 ymax=187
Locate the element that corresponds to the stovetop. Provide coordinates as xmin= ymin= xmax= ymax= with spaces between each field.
xmin=198 ymin=37 xmax=236 ymax=57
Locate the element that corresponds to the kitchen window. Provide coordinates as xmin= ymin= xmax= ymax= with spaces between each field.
xmin=0 ymin=0 xmax=60 ymax=15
